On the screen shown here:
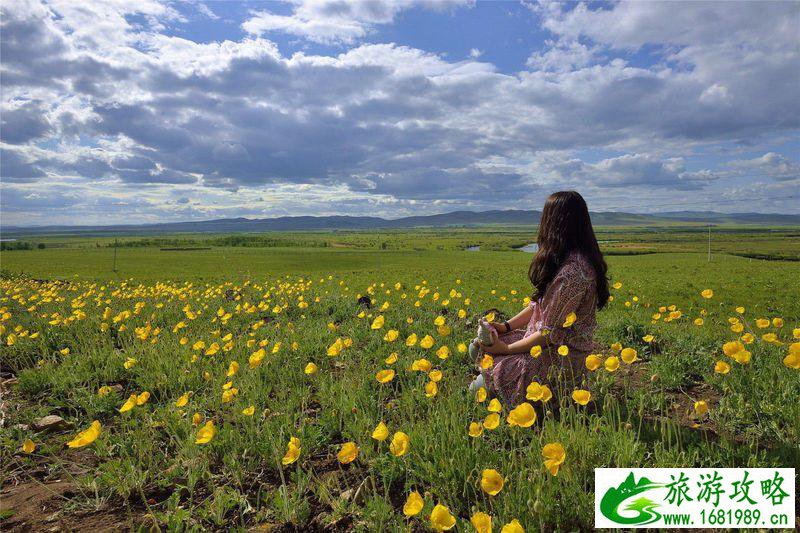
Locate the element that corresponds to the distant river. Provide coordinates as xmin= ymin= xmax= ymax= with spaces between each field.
xmin=517 ymin=243 xmax=539 ymax=253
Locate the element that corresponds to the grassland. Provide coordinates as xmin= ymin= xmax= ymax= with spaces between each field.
xmin=1 ymin=228 xmax=799 ymax=531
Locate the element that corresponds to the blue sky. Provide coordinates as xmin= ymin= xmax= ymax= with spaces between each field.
xmin=1 ymin=0 xmax=798 ymax=226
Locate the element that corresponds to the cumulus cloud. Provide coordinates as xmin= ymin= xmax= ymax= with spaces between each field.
xmin=1 ymin=0 xmax=798 ymax=224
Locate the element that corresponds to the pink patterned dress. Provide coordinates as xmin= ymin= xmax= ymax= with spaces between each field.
xmin=479 ymin=251 xmax=600 ymax=407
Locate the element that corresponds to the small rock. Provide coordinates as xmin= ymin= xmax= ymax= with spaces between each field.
xmin=13 ymin=423 xmax=30 ymax=431
xmin=33 ymin=415 xmax=71 ymax=431
xmin=110 ymin=384 xmax=124 ymax=393
xmin=339 ymin=488 xmax=354 ymax=502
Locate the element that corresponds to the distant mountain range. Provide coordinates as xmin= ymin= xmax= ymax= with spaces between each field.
xmin=3 ymin=210 xmax=799 ymax=236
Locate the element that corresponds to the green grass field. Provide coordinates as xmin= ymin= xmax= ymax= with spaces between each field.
xmin=1 ymin=230 xmax=799 ymax=531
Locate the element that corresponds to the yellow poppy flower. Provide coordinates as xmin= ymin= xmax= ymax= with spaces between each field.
xmin=694 ymin=318 xmax=704 ymax=326
xmin=436 ymin=345 xmax=450 ymax=359
xmin=557 ymin=345 xmax=569 ymax=356
xmin=642 ymin=335 xmax=654 ymax=343
xmin=304 ymin=362 xmax=318 ymax=375
xmin=773 ymin=317 xmax=784 ymax=328
xmin=420 ymin=335 xmax=435 ymax=349
xmin=376 ymin=369 xmax=395 ymax=383
xmin=585 ymin=354 xmax=602 ymax=371
xmin=621 ymin=347 xmax=637 ymax=364
xmin=701 ymin=289 xmax=713 ymax=299
xmin=483 ymin=413 xmax=500 ymax=430
xmin=221 ymin=388 xmax=238 ymax=403
xmin=476 ymin=386 xmax=487 ymax=403
xmin=526 ymin=381 xmax=543 ymax=401
xmin=175 ymin=392 xmax=190 ymax=407
xmin=403 ymin=491 xmax=424 ymax=516
xmin=507 ymin=402 xmax=537 ymax=427
xmin=123 ymin=357 xmax=137 ymax=369
xmin=282 ymin=437 xmax=300 ymax=465
xmin=430 ymin=504 xmax=456 ymax=531
xmin=714 ymin=360 xmax=731 ymax=374
xmin=530 ymin=345 xmax=542 ymax=358
xmin=572 ymin=389 xmax=591 ymax=405
xmin=241 ymin=405 xmax=255 ymax=416
xmin=487 ymin=398 xmax=502 ymax=413
xmin=457 ymin=342 xmax=467 ymax=353
xmin=370 ymin=315 xmax=384 ymax=329
xmin=755 ymin=318 xmax=770 ymax=328
xmin=604 ymin=356 xmax=620 ymax=372
xmin=389 ymin=431 xmax=410 ymax=456
xmin=226 ymin=360 xmax=239 ymax=377
xmin=337 ymin=442 xmax=359 ymax=464
xmin=480 ymin=354 xmax=494 ymax=369
xmin=429 ymin=369 xmax=443 ymax=382
xmin=480 ymin=469 xmax=504 ymax=495
xmin=471 ymin=512 xmax=492 ymax=533
xmin=411 ymin=358 xmax=432 ymax=372
xmin=501 ymin=519 xmax=525 ymax=533
xmin=405 ymin=333 xmax=418 ymax=346
xmin=425 ymin=381 xmax=438 ymax=398
xmin=562 ymin=312 xmax=577 ymax=327
xmin=383 ymin=329 xmax=399 ymax=342
xmin=67 ymin=420 xmax=101 ymax=448
xmin=371 ymin=421 xmax=389 ymax=441
xmin=468 ymin=422 xmax=484 ymax=437
xmin=385 ymin=352 xmax=398 ymax=364
xmin=613 ymin=282 xmax=622 ymax=289
xmin=22 ymin=439 xmax=36 ymax=454
xmin=694 ymin=400 xmax=709 ymax=417
xmin=119 ymin=393 xmax=137 ymax=413
xmin=542 ymin=442 xmax=565 ymax=476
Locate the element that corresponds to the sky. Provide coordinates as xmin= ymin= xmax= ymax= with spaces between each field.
xmin=1 ymin=0 xmax=799 ymax=226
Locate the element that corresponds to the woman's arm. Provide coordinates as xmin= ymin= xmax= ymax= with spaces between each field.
xmin=490 ymin=304 xmax=533 ymax=334
xmin=481 ymin=329 xmax=545 ymax=355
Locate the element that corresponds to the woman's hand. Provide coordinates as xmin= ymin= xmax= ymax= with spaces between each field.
xmin=489 ymin=321 xmax=507 ymax=334
xmin=480 ymin=339 xmax=510 ymax=355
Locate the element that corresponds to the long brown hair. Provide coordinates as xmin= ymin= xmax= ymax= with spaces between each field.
xmin=528 ymin=191 xmax=609 ymax=308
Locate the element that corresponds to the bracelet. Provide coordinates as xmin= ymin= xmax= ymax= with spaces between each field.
xmin=502 ymin=320 xmax=510 ymax=333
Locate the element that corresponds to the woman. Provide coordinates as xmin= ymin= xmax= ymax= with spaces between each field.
xmin=476 ymin=191 xmax=610 ymax=407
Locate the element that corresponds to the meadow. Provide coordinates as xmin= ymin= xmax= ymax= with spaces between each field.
xmin=1 ymin=228 xmax=799 ymax=531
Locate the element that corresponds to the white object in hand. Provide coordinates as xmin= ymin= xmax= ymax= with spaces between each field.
xmin=477 ymin=318 xmax=494 ymax=346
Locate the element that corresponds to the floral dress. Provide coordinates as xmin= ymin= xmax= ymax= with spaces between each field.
xmin=479 ymin=251 xmax=600 ymax=407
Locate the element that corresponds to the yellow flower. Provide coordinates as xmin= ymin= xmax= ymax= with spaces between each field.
xmin=542 ymin=442 xmax=565 ymax=476
xmin=403 ymin=491 xmax=424 ymax=516
xmin=430 ymin=504 xmax=456 ymax=531
xmin=621 ymin=347 xmax=637 ymax=364
xmin=723 ymin=340 xmax=745 ymax=356
xmin=282 ymin=437 xmax=300 ymax=465
xmin=123 ymin=357 xmax=137 ymax=369
xmin=487 ymin=398 xmax=502 ymax=413
xmin=468 ymin=422 xmax=484 ymax=437
xmin=411 ymin=358 xmax=432 ymax=372
xmin=762 ymin=333 xmax=778 ymax=343
xmin=175 ymin=392 xmax=190 ymax=407
xmin=755 ymin=318 xmax=770 ymax=328
xmin=385 ymin=352 xmax=398 ymax=364
xmin=572 ymin=389 xmax=591 ymax=405
xmin=694 ymin=318 xmax=704 ymax=326
xmin=476 ymin=386 xmax=487 ymax=403
xmin=420 ymin=335 xmax=435 ymax=349
xmin=612 ymin=282 xmax=622 ymax=289
xmin=192 ymin=412 xmax=202 ymax=426
xmin=731 ymin=350 xmax=752 ymax=364
xmin=434 ymin=315 xmax=446 ymax=326
xmin=457 ymin=342 xmax=467 ymax=353
xmin=22 ymin=439 xmax=36 ymax=454
xmin=383 ymin=329 xmax=399 ymax=342
xmin=783 ymin=343 xmax=799 ymax=369
xmin=119 ymin=393 xmax=137 ymax=413
xmin=694 ymin=400 xmax=709 ymax=417
xmin=66 ymin=420 xmax=102 ymax=448
xmin=529 ymin=345 xmax=542 ymax=358
xmin=480 ymin=468 xmax=504 ymax=495
xmin=226 ymin=360 xmax=239 ymax=377
xmin=585 ymin=354 xmax=602 ymax=371
xmin=471 ymin=512 xmax=492 ymax=533
xmin=389 ymin=431 xmax=410 ymax=456
xmin=425 ymin=381 xmax=438 ymax=398
xmin=526 ymin=381 xmax=543 ymax=401
xmin=429 ymin=369 xmax=443 ymax=382
xmin=507 ymin=402 xmax=537 ymax=427
xmin=304 ymin=362 xmax=318 ymax=375
xmin=642 ymin=334 xmax=654 ymax=343
xmin=773 ymin=317 xmax=784 ymax=328
xmin=327 ymin=338 xmax=344 ymax=356
xmin=501 ymin=519 xmax=525 ymax=533
xmin=249 ymin=348 xmax=266 ymax=367
xmin=480 ymin=354 xmax=494 ymax=369
xmin=221 ymin=388 xmax=239 ymax=403
xmin=376 ymin=369 xmax=395 ymax=383
xmin=241 ymin=405 xmax=255 ymax=416
xmin=371 ymin=421 xmax=389 ymax=441
xmin=562 ymin=312 xmax=577 ymax=327
xmin=483 ymin=413 xmax=500 ymax=430
xmin=557 ymin=345 xmax=569 ymax=356
xmin=59 ymin=347 xmax=70 ymax=355
xmin=405 ymin=333 xmax=418 ymax=346
xmin=794 ymin=328 xmax=800 ymax=340
xmin=731 ymin=323 xmax=744 ymax=333
xmin=741 ymin=333 xmax=755 ymax=344
xmin=701 ymin=289 xmax=713 ymax=299
xmin=370 ymin=315 xmax=385 ymax=329
xmin=604 ymin=356 xmax=620 ymax=372
xmin=97 ymin=385 xmax=113 ymax=396
xmin=436 ymin=345 xmax=450 ymax=359
xmin=714 ymin=360 xmax=731 ymax=374
xmin=337 ymin=441 xmax=359 ymax=464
